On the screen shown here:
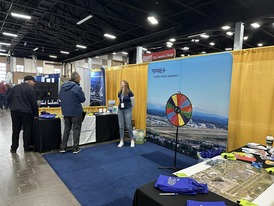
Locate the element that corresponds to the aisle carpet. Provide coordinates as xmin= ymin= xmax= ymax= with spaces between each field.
xmin=43 ymin=141 xmax=197 ymax=206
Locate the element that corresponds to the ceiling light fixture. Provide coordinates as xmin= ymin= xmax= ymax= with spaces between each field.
xmin=122 ymin=52 xmax=128 ymax=55
xmin=49 ymin=55 xmax=57 ymax=58
xmin=222 ymin=25 xmax=231 ymax=30
xmin=0 ymin=42 xmax=11 ymax=46
xmin=243 ymin=36 xmax=248 ymax=40
xmin=146 ymin=51 xmax=151 ymax=54
xmin=3 ymin=32 xmax=18 ymax=37
xmin=60 ymin=51 xmax=69 ymax=54
xmin=147 ymin=16 xmax=158 ymax=25
xmin=182 ymin=47 xmax=189 ymax=51
xmin=104 ymin=33 xmax=116 ymax=39
xmin=200 ymin=34 xmax=209 ymax=38
xmin=76 ymin=15 xmax=93 ymax=25
xmin=257 ymin=43 xmax=263 ymax=47
xmin=112 ymin=52 xmax=116 ymax=55
xmin=169 ymin=38 xmax=176 ymax=42
xmin=191 ymin=39 xmax=199 ymax=42
xmin=251 ymin=22 xmax=260 ymax=28
xmin=225 ymin=48 xmax=233 ymax=51
xmin=76 ymin=44 xmax=87 ymax=49
xmin=209 ymin=42 xmax=215 ymax=46
xmin=226 ymin=31 xmax=233 ymax=36
xmin=142 ymin=48 xmax=147 ymax=51
xmin=11 ymin=12 xmax=31 ymax=20
xmin=33 ymin=47 xmax=38 ymax=51
xmin=0 ymin=49 xmax=6 ymax=52
xmin=188 ymin=33 xmax=205 ymax=38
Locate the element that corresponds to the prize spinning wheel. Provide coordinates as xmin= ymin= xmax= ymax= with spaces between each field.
xmin=162 ymin=92 xmax=192 ymax=171
xmin=166 ymin=93 xmax=192 ymax=127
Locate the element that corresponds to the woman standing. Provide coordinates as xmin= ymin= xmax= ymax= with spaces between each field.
xmin=117 ymin=80 xmax=135 ymax=147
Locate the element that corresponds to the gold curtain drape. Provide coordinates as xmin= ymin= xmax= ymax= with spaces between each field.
xmin=105 ymin=63 xmax=148 ymax=130
xmin=104 ymin=46 xmax=274 ymax=151
xmin=228 ymin=46 xmax=274 ymax=151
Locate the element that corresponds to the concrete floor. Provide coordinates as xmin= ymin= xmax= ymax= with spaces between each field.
xmin=0 ymin=109 xmax=80 ymax=206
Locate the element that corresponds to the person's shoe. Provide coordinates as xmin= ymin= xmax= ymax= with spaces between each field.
xmin=25 ymin=146 xmax=34 ymax=151
xmin=24 ymin=146 xmax=34 ymax=153
xmin=130 ymin=140 xmax=135 ymax=148
xmin=118 ymin=141 xmax=124 ymax=148
xmin=73 ymin=148 xmax=81 ymax=154
xmin=59 ymin=149 xmax=66 ymax=154
xmin=10 ymin=149 xmax=16 ymax=153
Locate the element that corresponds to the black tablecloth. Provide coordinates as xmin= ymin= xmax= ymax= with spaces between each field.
xmin=133 ymin=181 xmax=238 ymax=206
xmin=33 ymin=114 xmax=119 ymax=152
xmin=33 ymin=118 xmax=61 ymax=153
xmin=95 ymin=113 xmax=120 ymax=142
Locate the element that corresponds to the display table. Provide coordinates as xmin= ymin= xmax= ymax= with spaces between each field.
xmin=133 ymin=180 xmax=237 ymax=206
xmin=33 ymin=118 xmax=61 ymax=153
xmin=95 ymin=113 xmax=120 ymax=142
xmin=174 ymin=154 xmax=274 ymax=206
xmin=61 ymin=115 xmax=96 ymax=146
xmin=33 ymin=113 xmax=119 ymax=153
xmin=134 ymin=152 xmax=274 ymax=206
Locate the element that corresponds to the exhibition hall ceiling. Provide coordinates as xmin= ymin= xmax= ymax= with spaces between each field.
xmin=1 ymin=0 xmax=274 ymax=62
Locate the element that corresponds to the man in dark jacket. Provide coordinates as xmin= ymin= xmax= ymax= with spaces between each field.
xmin=6 ymin=75 xmax=38 ymax=153
xmin=59 ymin=71 xmax=86 ymax=154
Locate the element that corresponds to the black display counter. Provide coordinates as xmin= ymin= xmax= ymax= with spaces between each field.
xmin=33 ymin=113 xmax=120 ymax=153
xmin=95 ymin=113 xmax=120 ymax=142
xmin=133 ymin=181 xmax=237 ymax=206
xmin=33 ymin=118 xmax=61 ymax=153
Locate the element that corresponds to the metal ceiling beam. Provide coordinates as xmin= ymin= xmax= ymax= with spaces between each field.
xmin=64 ymin=27 xmax=177 ymax=62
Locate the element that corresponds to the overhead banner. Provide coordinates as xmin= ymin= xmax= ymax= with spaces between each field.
xmin=146 ymin=53 xmax=233 ymax=159
xmin=143 ymin=48 xmax=176 ymax=62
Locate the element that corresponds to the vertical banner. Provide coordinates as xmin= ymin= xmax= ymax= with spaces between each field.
xmin=146 ymin=53 xmax=233 ymax=158
xmin=90 ymin=67 xmax=106 ymax=106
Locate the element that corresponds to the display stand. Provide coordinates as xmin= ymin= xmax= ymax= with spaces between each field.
xmin=159 ymin=92 xmax=192 ymax=172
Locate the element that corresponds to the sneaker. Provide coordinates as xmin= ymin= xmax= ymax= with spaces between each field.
xmin=73 ymin=148 xmax=81 ymax=154
xmin=59 ymin=149 xmax=66 ymax=154
xmin=130 ymin=140 xmax=135 ymax=148
xmin=118 ymin=141 xmax=124 ymax=148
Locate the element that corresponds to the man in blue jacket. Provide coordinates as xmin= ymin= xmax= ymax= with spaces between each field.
xmin=59 ymin=72 xmax=86 ymax=154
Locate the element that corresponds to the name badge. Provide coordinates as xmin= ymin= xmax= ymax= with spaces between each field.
xmin=121 ymin=103 xmax=124 ymax=108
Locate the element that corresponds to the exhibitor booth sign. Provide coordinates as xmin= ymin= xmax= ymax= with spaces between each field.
xmin=143 ymin=49 xmax=176 ymax=62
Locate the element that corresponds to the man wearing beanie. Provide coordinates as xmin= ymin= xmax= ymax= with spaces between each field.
xmin=6 ymin=75 xmax=38 ymax=153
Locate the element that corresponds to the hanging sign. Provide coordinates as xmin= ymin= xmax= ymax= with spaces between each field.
xmin=143 ymin=48 xmax=176 ymax=62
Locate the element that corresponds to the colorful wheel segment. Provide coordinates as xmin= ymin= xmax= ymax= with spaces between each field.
xmin=166 ymin=93 xmax=192 ymax=127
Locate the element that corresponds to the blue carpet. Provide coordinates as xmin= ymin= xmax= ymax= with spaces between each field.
xmin=43 ymin=141 xmax=197 ymax=206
